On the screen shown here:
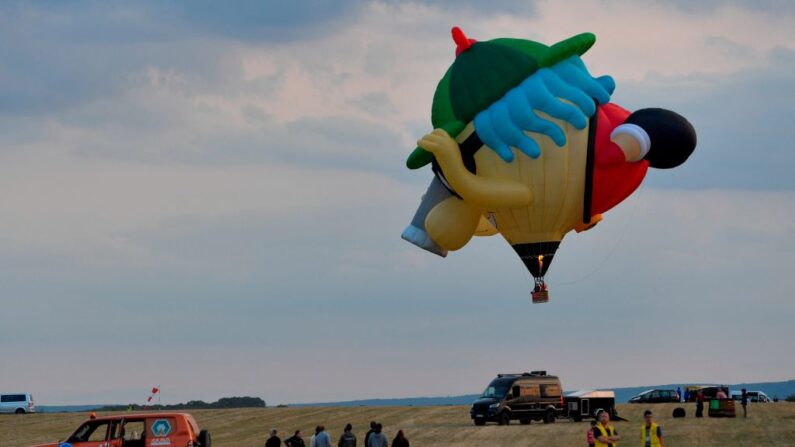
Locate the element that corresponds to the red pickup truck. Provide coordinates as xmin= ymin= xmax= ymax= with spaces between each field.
xmin=33 ymin=412 xmax=211 ymax=447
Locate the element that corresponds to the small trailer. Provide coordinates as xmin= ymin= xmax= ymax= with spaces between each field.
xmin=708 ymin=399 xmax=736 ymax=418
xmin=564 ymin=390 xmax=622 ymax=422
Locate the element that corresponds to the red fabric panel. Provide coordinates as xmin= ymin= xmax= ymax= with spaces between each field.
xmin=591 ymin=103 xmax=649 ymax=215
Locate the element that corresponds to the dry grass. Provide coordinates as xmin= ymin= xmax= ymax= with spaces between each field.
xmin=2 ymin=403 xmax=795 ymax=446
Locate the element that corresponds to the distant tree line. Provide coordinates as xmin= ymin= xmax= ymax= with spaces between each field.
xmin=786 ymin=394 xmax=795 ymax=403
xmin=101 ymin=396 xmax=266 ymax=411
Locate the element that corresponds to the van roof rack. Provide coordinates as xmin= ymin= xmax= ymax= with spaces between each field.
xmin=497 ymin=371 xmax=548 ymax=378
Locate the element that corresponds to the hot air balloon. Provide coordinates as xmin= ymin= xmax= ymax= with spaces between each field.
xmin=401 ymin=28 xmax=696 ymax=303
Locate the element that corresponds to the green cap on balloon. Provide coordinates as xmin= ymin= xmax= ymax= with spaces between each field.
xmin=406 ymin=27 xmax=597 ymax=170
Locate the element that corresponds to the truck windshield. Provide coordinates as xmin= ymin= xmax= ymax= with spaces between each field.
xmin=481 ymin=383 xmax=510 ymax=399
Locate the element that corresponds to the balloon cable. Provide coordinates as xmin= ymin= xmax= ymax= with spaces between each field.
xmin=552 ymin=184 xmax=644 ymax=285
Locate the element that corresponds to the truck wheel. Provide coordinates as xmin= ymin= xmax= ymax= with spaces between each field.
xmin=198 ymin=430 xmax=212 ymax=447
xmin=519 ymin=418 xmax=532 ymax=425
xmin=15 ymin=408 xmax=25 ymax=414
xmin=498 ymin=412 xmax=511 ymax=426
xmin=474 ymin=419 xmax=486 ymax=426
xmin=543 ymin=409 xmax=556 ymax=424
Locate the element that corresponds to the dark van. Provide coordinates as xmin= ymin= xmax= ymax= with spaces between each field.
xmin=628 ymin=389 xmax=680 ymax=404
xmin=470 ymin=371 xmax=563 ymax=426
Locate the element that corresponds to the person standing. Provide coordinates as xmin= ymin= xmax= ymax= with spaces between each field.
xmin=593 ymin=410 xmax=620 ymax=447
xmin=286 ymin=430 xmax=306 ymax=447
xmin=367 ymin=423 xmax=388 ymax=447
xmin=338 ymin=423 xmax=357 ymax=447
xmin=641 ymin=410 xmax=663 ymax=447
xmin=310 ymin=426 xmax=321 ymax=447
xmin=265 ymin=429 xmax=281 ymax=447
xmin=314 ymin=426 xmax=332 ymax=447
xmin=392 ymin=430 xmax=409 ymax=447
xmin=695 ymin=391 xmax=704 ymax=418
xmin=363 ymin=421 xmax=376 ymax=447
xmin=676 ymin=387 xmax=682 ymax=403
xmin=716 ymin=387 xmax=728 ymax=400
xmin=741 ymin=389 xmax=749 ymax=418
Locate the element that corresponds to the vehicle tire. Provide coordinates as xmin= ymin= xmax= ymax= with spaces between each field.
xmin=543 ymin=409 xmax=556 ymax=424
xmin=15 ymin=408 xmax=25 ymax=414
xmin=519 ymin=418 xmax=532 ymax=425
xmin=474 ymin=419 xmax=486 ymax=426
xmin=198 ymin=430 xmax=212 ymax=447
xmin=498 ymin=412 xmax=511 ymax=426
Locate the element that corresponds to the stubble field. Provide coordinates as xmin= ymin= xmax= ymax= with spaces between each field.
xmin=3 ymin=402 xmax=795 ymax=446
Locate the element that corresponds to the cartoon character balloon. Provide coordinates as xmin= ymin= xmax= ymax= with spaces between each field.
xmin=402 ymin=28 xmax=696 ymax=303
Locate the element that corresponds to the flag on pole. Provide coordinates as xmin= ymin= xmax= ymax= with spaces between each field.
xmin=143 ymin=386 xmax=161 ymax=409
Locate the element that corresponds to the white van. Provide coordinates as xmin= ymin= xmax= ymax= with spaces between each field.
xmin=0 ymin=393 xmax=35 ymax=413
xmin=730 ymin=390 xmax=771 ymax=403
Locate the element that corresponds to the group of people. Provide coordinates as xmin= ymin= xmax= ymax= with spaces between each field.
xmin=585 ymin=388 xmax=755 ymax=446
xmin=586 ymin=409 xmax=662 ymax=447
xmin=261 ymin=387 xmax=759 ymax=447
xmin=694 ymin=387 xmax=752 ymax=418
xmin=265 ymin=421 xmax=409 ymax=447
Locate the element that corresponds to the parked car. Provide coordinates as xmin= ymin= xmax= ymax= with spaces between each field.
xmin=628 ymin=389 xmax=679 ymax=404
xmin=470 ymin=371 xmax=564 ymax=426
xmin=0 ymin=393 xmax=35 ymax=414
xmin=730 ymin=390 xmax=772 ymax=403
xmin=32 ymin=412 xmax=211 ymax=447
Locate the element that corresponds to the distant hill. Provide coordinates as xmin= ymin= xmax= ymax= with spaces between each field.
xmin=38 ymin=405 xmax=106 ymax=413
xmin=610 ymin=379 xmax=795 ymax=403
xmin=100 ymin=396 xmax=266 ymax=411
xmin=34 ymin=380 xmax=795 ymax=413
xmin=290 ymin=379 xmax=795 ymax=407
xmin=289 ymin=395 xmax=477 ymax=407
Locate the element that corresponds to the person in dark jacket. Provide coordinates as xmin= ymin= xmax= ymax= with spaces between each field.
xmin=741 ymin=389 xmax=749 ymax=418
xmin=265 ymin=429 xmax=281 ymax=447
xmin=695 ymin=391 xmax=704 ymax=418
xmin=391 ymin=430 xmax=409 ymax=447
xmin=363 ymin=421 xmax=376 ymax=447
xmin=285 ymin=430 xmax=306 ymax=447
xmin=338 ymin=423 xmax=356 ymax=447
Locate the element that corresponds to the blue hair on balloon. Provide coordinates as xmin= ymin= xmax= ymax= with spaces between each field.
xmin=474 ymin=56 xmax=615 ymax=162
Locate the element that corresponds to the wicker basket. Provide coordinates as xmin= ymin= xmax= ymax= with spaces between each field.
xmin=532 ymin=291 xmax=549 ymax=304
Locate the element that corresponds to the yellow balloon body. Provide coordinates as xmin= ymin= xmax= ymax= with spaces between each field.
xmin=470 ymin=115 xmax=589 ymax=246
xmin=421 ymin=112 xmax=589 ymax=252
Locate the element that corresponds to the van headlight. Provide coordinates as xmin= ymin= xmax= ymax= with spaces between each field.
xmin=489 ymin=402 xmax=500 ymax=409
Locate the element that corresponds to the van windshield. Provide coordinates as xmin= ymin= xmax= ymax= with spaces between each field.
xmin=481 ymin=382 xmax=511 ymax=399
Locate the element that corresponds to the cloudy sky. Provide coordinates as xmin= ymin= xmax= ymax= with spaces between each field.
xmin=1 ymin=0 xmax=794 ymax=406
